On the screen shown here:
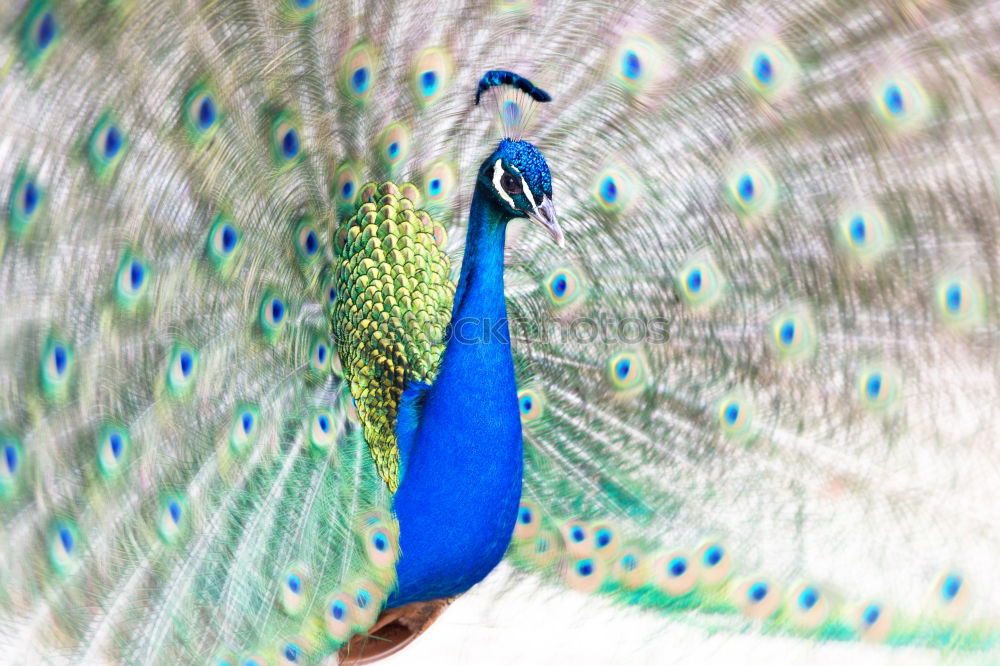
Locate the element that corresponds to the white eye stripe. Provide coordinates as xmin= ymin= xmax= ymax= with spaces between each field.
xmin=522 ymin=178 xmax=538 ymax=210
xmin=492 ymin=158 xmax=517 ymax=209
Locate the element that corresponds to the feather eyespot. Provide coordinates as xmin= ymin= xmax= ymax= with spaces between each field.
xmin=206 ymin=215 xmax=241 ymax=272
xmin=157 ymin=495 xmax=188 ymax=544
xmin=612 ymin=548 xmax=649 ymax=589
xmin=308 ymin=409 xmax=336 ymax=453
xmin=517 ymin=388 xmax=545 ymax=423
xmin=21 ymin=2 xmax=58 ymax=65
xmin=115 ymin=253 xmax=150 ymax=311
xmin=742 ymin=41 xmax=798 ymax=98
xmin=737 ymin=578 xmax=781 ymax=619
xmin=696 ymin=540 xmax=733 ymax=583
xmin=788 ymin=582 xmax=830 ymax=629
xmin=294 ymin=217 xmax=321 ymax=263
xmin=873 ymin=75 xmax=929 ymax=132
xmin=519 ymin=529 xmax=561 ymax=568
xmin=40 ymin=336 xmax=73 ymax=401
xmin=363 ymin=524 xmax=399 ymax=570
xmin=590 ymin=522 xmax=620 ymax=560
xmin=259 ymin=293 xmax=289 ymax=341
xmin=229 ymin=406 xmax=259 ymax=456
xmin=88 ymin=115 xmax=127 ymax=180
xmin=654 ymin=552 xmax=699 ymax=596
xmin=856 ymin=602 xmax=893 ymax=642
xmin=607 ymin=350 xmax=647 ymax=395
xmin=935 ymin=273 xmax=984 ymax=330
xmin=184 ymin=85 xmax=220 ymax=140
xmin=513 ymin=500 xmax=541 ymax=540
xmin=332 ymin=162 xmax=360 ymax=209
xmin=0 ymin=436 xmax=23 ymax=498
xmin=423 ymin=161 xmax=456 ymax=206
xmin=677 ymin=251 xmax=726 ymax=309
xmin=379 ymin=123 xmax=411 ymax=170
xmin=592 ymin=165 xmax=636 ymax=214
xmin=544 ymin=266 xmax=584 ymax=310
xmin=9 ymin=169 xmax=44 ymax=237
xmin=280 ymin=566 xmax=308 ymax=616
xmin=343 ymin=44 xmax=377 ymax=101
xmin=284 ymin=0 xmax=317 ymax=19
xmin=564 ymin=556 xmax=606 ymax=593
xmin=325 ymin=593 xmax=354 ymax=643
xmin=560 ymin=519 xmax=593 ymax=558
xmin=166 ymin=345 xmax=197 ymax=396
xmin=726 ymin=163 xmax=775 ymax=219
xmin=347 ymin=580 xmax=383 ymax=631
xmin=97 ymin=426 xmax=130 ymax=480
xmin=413 ymin=48 xmax=452 ymax=104
xmin=49 ymin=519 xmax=80 ymax=574
xmin=837 ymin=205 xmax=891 ymax=264
xmin=611 ymin=35 xmax=668 ymax=95
xmin=271 ymin=113 xmax=302 ymax=167
xmin=770 ymin=305 xmax=816 ymax=361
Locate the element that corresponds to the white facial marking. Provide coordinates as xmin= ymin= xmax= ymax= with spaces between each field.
xmin=492 ymin=159 xmax=517 ymax=210
xmin=522 ymin=177 xmax=538 ymax=211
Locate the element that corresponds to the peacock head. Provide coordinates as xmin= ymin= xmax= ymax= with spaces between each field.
xmin=474 ymin=69 xmax=562 ymax=246
xmin=478 ymin=138 xmax=562 ymax=246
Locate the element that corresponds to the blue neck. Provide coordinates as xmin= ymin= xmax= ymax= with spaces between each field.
xmin=389 ymin=185 xmax=524 ymax=606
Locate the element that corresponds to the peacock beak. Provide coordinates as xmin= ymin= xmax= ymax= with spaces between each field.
xmin=528 ymin=196 xmax=564 ymax=247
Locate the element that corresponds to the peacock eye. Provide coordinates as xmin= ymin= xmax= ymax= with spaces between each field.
xmin=500 ymin=172 xmax=522 ymax=195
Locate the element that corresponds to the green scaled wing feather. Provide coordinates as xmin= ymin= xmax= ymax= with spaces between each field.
xmin=333 ymin=181 xmax=455 ymax=491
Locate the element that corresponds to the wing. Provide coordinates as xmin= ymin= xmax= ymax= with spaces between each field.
xmin=333 ymin=181 xmax=455 ymax=492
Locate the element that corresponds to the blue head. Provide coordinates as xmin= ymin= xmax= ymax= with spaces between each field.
xmin=474 ymin=71 xmax=562 ymax=246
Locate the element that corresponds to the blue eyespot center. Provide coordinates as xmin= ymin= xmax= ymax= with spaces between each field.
xmin=615 ymin=359 xmax=631 ymax=380
xmin=241 ymin=411 xmax=254 ymax=434
xmin=596 ymin=529 xmax=612 ymax=548
xmin=551 ymin=274 xmax=568 ymax=297
xmin=129 ymin=261 xmax=144 ymax=289
xmin=387 ymin=141 xmax=399 ymax=159
xmin=621 ymin=554 xmax=637 ymax=571
xmin=686 ymin=269 xmax=702 ymax=292
xmin=429 ymin=178 xmax=442 ymax=196
xmin=779 ymin=321 xmax=796 ymax=345
xmin=419 ymin=70 xmax=438 ymax=96
xmin=331 ymin=600 xmax=346 ymax=620
xmin=866 ymin=374 xmax=882 ymax=399
xmin=284 ymin=644 xmax=299 ymax=662
xmin=221 ymin=225 xmax=237 ymax=252
xmin=724 ymin=404 xmax=740 ymax=426
xmin=668 ymin=557 xmax=687 ymax=577
xmin=351 ymin=67 xmax=369 ymax=94
xmin=304 ymin=230 xmax=318 ymax=255
xmin=318 ymin=414 xmax=330 ymax=433
xmin=623 ymin=50 xmax=641 ymax=80
xmin=748 ymin=582 xmax=768 ymax=603
xmin=168 ymin=501 xmax=182 ymax=524
xmin=4 ymin=444 xmax=19 ymax=474
xmin=104 ymin=126 xmax=122 ymax=159
xmin=753 ymin=53 xmax=774 ymax=85
xmin=600 ymin=176 xmax=618 ymax=202
xmin=327 ymin=287 xmax=337 ymax=303
xmin=287 ymin=573 xmax=301 ymax=594
xmin=942 ymin=574 xmax=962 ymax=601
xmin=518 ymin=507 xmax=532 ymax=524
xmin=373 ymin=533 xmax=388 ymax=551
xmin=519 ymin=396 xmax=533 ymax=414
xmin=576 ymin=559 xmax=594 ymax=577
xmin=862 ymin=604 xmax=881 ymax=626
xmin=884 ymin=84 xmax=904 ymax=116
xmin=53 ymin=345 xmax=67 ymax=375
xmin=798 ymin=586 xmax=819 ymax=610
xmin=23 ymin=181 xmax=39 ymax=215
xmin=109 ymin=433 xmax=123 ymax=459
xmin=179 ymin=351 xmax=193 ymax=377
xmin=850 ymin=216 xmax=867 ymax=244
xmin=341 ymin=180 xmax=354 ymax=199
xmin=271 ymin=299 xmax=285 ymax=323
xmin=36 ymin=12 xmax=56 ymax=50
xmin=703 ymin=545 xmax=723 ymax=566
xmin=570 ymin=526 xmax=585 ymax=543
xmin=536 ymin=538 xmax=549 ymax=554
xmin=946 ymin=284 xmax=962 ymax=312
xmin=197 ymin=96 xmax=216 ymax=130
xmin=738 ymin=174 xmax=755 ymax=202
xmin=356 ymin=589 xmax=370 ymax=609
xmin=317 ymin=344 xmax=327 ymax=363
xmin=59 ymin=526 xmax=74 ymax=553
xmin=281 ymin=128 xmax=300 ymax=159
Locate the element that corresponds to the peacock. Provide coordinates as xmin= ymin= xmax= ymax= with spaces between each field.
xmin=1 ymin=0 xmax=999 ymax=663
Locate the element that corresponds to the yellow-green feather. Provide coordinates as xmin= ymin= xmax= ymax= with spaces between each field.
xmin=333 ymin=181 xmax=455 ymax=491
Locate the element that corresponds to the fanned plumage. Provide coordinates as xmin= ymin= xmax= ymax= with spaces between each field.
xmin=1 ymin=0 xmax=999 ymax=663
